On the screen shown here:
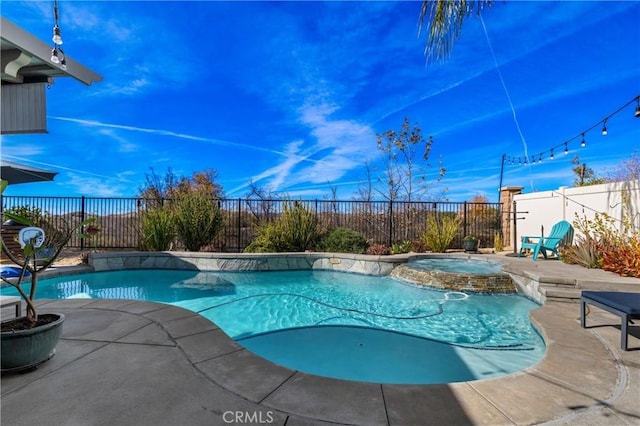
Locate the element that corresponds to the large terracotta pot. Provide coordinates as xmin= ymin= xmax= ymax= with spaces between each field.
xmin=1 ymin=313 xmax=65 ymax=372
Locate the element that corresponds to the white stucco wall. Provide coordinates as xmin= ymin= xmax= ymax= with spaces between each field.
xmin=511 ymin=179 xmax=639 ymax=250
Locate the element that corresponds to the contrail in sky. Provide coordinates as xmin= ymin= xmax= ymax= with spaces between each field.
xmin=50 ymin=116 xmax=290 ymax=157
xmin=480 ymin=13 xmax=534 ymax=191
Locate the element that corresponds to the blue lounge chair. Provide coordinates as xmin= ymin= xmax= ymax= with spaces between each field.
xmin=518 ymin=220 xmax=574 ymax=261
xmin=581 ymin=291 xmax=640 ymax=350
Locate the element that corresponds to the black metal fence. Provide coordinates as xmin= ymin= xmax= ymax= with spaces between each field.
xmin=1 ymin=196 xmax=502 ymax=252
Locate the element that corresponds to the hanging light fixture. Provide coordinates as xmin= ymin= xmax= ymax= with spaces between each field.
xmin=581 ymin=133 xmax=586 ymax=147
xmin=50 ymin=0 xmax=66 ymax=68
xmin=52 ymin=24 xmax=63 ymax=45
xmin=52 ymin=0 xmax=63 ymax=45
xmin=550 ymin=148 xmax=554 ymax=160
xmin=50 ymin=46 xmax=66 ymax=68
xmin=50 ymin=47 xmax=60 ymax=64
xmin=635 ymin=98 xmax=640 ymax=118
xmin=564 ymin=142 xmax=568 ymax=155
xmin=601 ymin=120 xmax=608 ymax=136
xmin=538 ymin=154 xmax=542 ymax=164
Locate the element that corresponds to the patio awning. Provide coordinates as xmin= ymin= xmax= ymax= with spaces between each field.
xmin=1 ymin=17 xmax=102 ymax=134
xmin=1 ymin=17 xmax=102 ymax=86
xmin=0 ymin=159 xmax=58 ymax=185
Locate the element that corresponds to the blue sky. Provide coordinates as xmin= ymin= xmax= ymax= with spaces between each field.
xmin=1 ymin=1 xmax=639 ymax=202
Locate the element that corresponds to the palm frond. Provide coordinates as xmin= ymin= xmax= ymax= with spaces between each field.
xmin=419 ymin=0 xmax=492 ymax=63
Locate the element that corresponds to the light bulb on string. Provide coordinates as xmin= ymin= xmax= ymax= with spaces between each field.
xmin=501 ymin=95 xmax=640 ymax=172
xmin=50 ymin=47 xmax=60 ymax=64
xmin=52 ymin=25 xmax=63 ymax=45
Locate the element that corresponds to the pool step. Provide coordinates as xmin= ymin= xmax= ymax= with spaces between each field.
xmin=540 ymin=285 xmax=581 ymax=303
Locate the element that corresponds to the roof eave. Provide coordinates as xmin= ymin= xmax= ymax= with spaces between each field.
xmin=1 ymin=17 xmax=103 ymax=86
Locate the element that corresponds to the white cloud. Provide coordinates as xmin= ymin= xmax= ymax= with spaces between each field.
xmin=62 ymin=173 xmax=130 ymax=197
xmin=97 ymin=129 xmax=138 ymax=153
xmin=0 ymin=143 xmax=46 ymax=158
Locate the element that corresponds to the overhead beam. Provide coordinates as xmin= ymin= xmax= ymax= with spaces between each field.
xmin=1 ymin=17 xmax=102 ymax=86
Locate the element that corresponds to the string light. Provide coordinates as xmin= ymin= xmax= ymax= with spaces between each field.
xmin=501 ymin=94 xmax=639 ymax=167
xmin=50 ymin=0 xmax=66 ymax=71
xmin=52 ymin=0 xmax=63 ymax=44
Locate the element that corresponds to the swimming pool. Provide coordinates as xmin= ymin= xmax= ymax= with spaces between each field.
xmin=1 ymin=269 xmax=545 ymax=384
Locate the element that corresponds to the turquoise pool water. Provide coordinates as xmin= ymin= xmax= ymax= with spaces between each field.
xmin=1 ymin=269 xmax=545 ymax=384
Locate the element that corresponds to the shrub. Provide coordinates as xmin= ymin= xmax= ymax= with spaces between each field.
xmin=421 ymin=215 xmax=460 ymax=253
xmin=601 ymin=237 xmax=640 ymax=277
xmin=317 ymin=227 xmax=368 ymax=254
xmin=494 ymin=233 xmax=504 ymax=252
xmin=279 ymin=202 xmax=319 ymax=251
xmin=562 ymin=205 xmax=640 ymax=277
xmin=560 ymin=232 xmax=601 ymax=268
xmin=244 ymin=222 xmax=280 ymax=253
xmin=391 ymin=239 xmax=412 ymax=254
xmin=245 ymin=201 xmax=319 ymax=252
xmin=366 ymin=243 xmax=391 ymax=255
xmin=140 ymin=206 xmax=175 ymax=251
xmin=3 ymin=205 xmax=43 ymax=224
xmin=172 ymin=191 xmax=224 ymax=251
xmin=410 ymin=239 xmax=428 ymax=253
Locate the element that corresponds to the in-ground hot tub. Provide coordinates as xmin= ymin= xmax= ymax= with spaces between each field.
xmin=392 ymin=256 xmax=516 ymax=293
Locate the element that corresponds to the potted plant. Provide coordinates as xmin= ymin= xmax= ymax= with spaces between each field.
xmin=462 ymin=235 xmax=479 ymax=253
xmin=0 ymin=182 xmax=93 ymax=372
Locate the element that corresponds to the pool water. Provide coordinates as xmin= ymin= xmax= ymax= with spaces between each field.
xmin=409 ymin=258 xmax=504 ymax=274
xmin=1 ymin=269 xmax=545 ymax=384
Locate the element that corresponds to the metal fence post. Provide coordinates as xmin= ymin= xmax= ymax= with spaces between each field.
xmin=512 ymin=200 xmax=517 ymax=253
xmin=388 ymin=200 xmax=393 ymax=247
xmin=237 ymin=198 xmax=242 ymax=253
xmin=463 ymin=201 xmax=468 ymax=237
xmin=80 ymin=196 xmax=86 ymax=251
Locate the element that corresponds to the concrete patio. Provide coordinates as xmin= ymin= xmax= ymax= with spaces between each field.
xmin=1 ymin=255 xmax=639 ymax=425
